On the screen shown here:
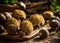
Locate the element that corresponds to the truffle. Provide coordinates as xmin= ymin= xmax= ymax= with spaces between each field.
xmin=43 ymin=11 xmax=54 ymax=20
xmin=29 ymin=14 xmax=45 ymax=26
xmin=12 ymin=9 xmax=26 ymax=20
xmin=6 ymin=17 xmax=20 ymax=27
xmin=20 ymin=20 xmax=33 ymax=35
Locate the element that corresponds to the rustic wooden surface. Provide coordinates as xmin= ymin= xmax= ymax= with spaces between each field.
xmin=0 ymin=1 xmax=59 ymax=43
xmin=0 ymin=4 xmax=19 ymax=12
xmin=0 ymin=31 xmax=60 ymax=43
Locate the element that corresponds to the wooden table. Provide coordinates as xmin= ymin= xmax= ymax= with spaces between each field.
xmin=0 ymin=34 xmax=57 ymax=43
xmin=0 ymin=31 xmax=60 ymax=43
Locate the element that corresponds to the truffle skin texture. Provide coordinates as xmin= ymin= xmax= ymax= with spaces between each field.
xmin=20 ymin=20 xmax=33 ymax=35
xmin=12 ymin=9 xmax=26 ymax=19
xmin=43 ymin=11 xmax=54 ymax=20
xmin=29 ymin=14 xmax=45 ymax=26
xmin=6 ymin=17 xmax=20 ymax=27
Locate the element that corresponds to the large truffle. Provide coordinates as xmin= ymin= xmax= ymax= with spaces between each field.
xmin=29 ymin=14 xmax=45 ymax=26
xmin=20 ymin=20 xmax=33 ymax=35
xmin=12 ymin=9 xmax=26 ymax=20
xmin=6 ymin=17 xmax=20 ymax=27
xmin=43 ymin=11 xmax=54 ymax=20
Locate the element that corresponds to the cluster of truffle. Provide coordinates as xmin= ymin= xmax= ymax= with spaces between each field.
xmin=0 ymin=9 xmax=60 ymax=38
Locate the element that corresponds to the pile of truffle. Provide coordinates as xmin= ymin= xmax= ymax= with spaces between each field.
xmin=0 ymin=9 xmax=60 ymax=38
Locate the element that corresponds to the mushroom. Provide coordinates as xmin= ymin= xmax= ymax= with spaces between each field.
xmin=6 ymin=17 xmax=20 ymax=28
xmin=49 ymin=16 xmax=60 ymax=29
xmin=49 ymin=16 xmax=60 ymax=31
xmin=39 ymin=28 xmax=49 ymax=39
xmin=50 ymin=16 xmax=60 ymax=22
xmin=0 ymin=13 xmax=6 ymax=25
xmin=54 ymin=10 xmax=60 ymax=18
xmin=20 ymin=20 xmax=33 ymax=35
xmin=29 ymin=14 xmax=45 ymax=27
xmin=6 ymin=24 xmax=19 ymax=35
xmin=4 ymin=12 xmax=12 ymax=19
xmin=23 ymin=27 xmax=49 ymax=39
xmin=50 ymin=20 xmax=60 ymax=28
xmin=0 ymin=25 xmax=5 ymax=34
xmin=43 ymin=11 xmax=54 ymax=20
xmin=17 ymin=1 xmax=26 ymax=10
xmin=12 ymin=9 xmax=26 ymax=21
xmin=18 ymin=31 xmax=26 ymax=37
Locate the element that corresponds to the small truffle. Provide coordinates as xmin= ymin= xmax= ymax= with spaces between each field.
xmin=20 ymin=20 xmax=33 ymax=35
xmin=43 ymin=11 xmax=54 ymax=20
